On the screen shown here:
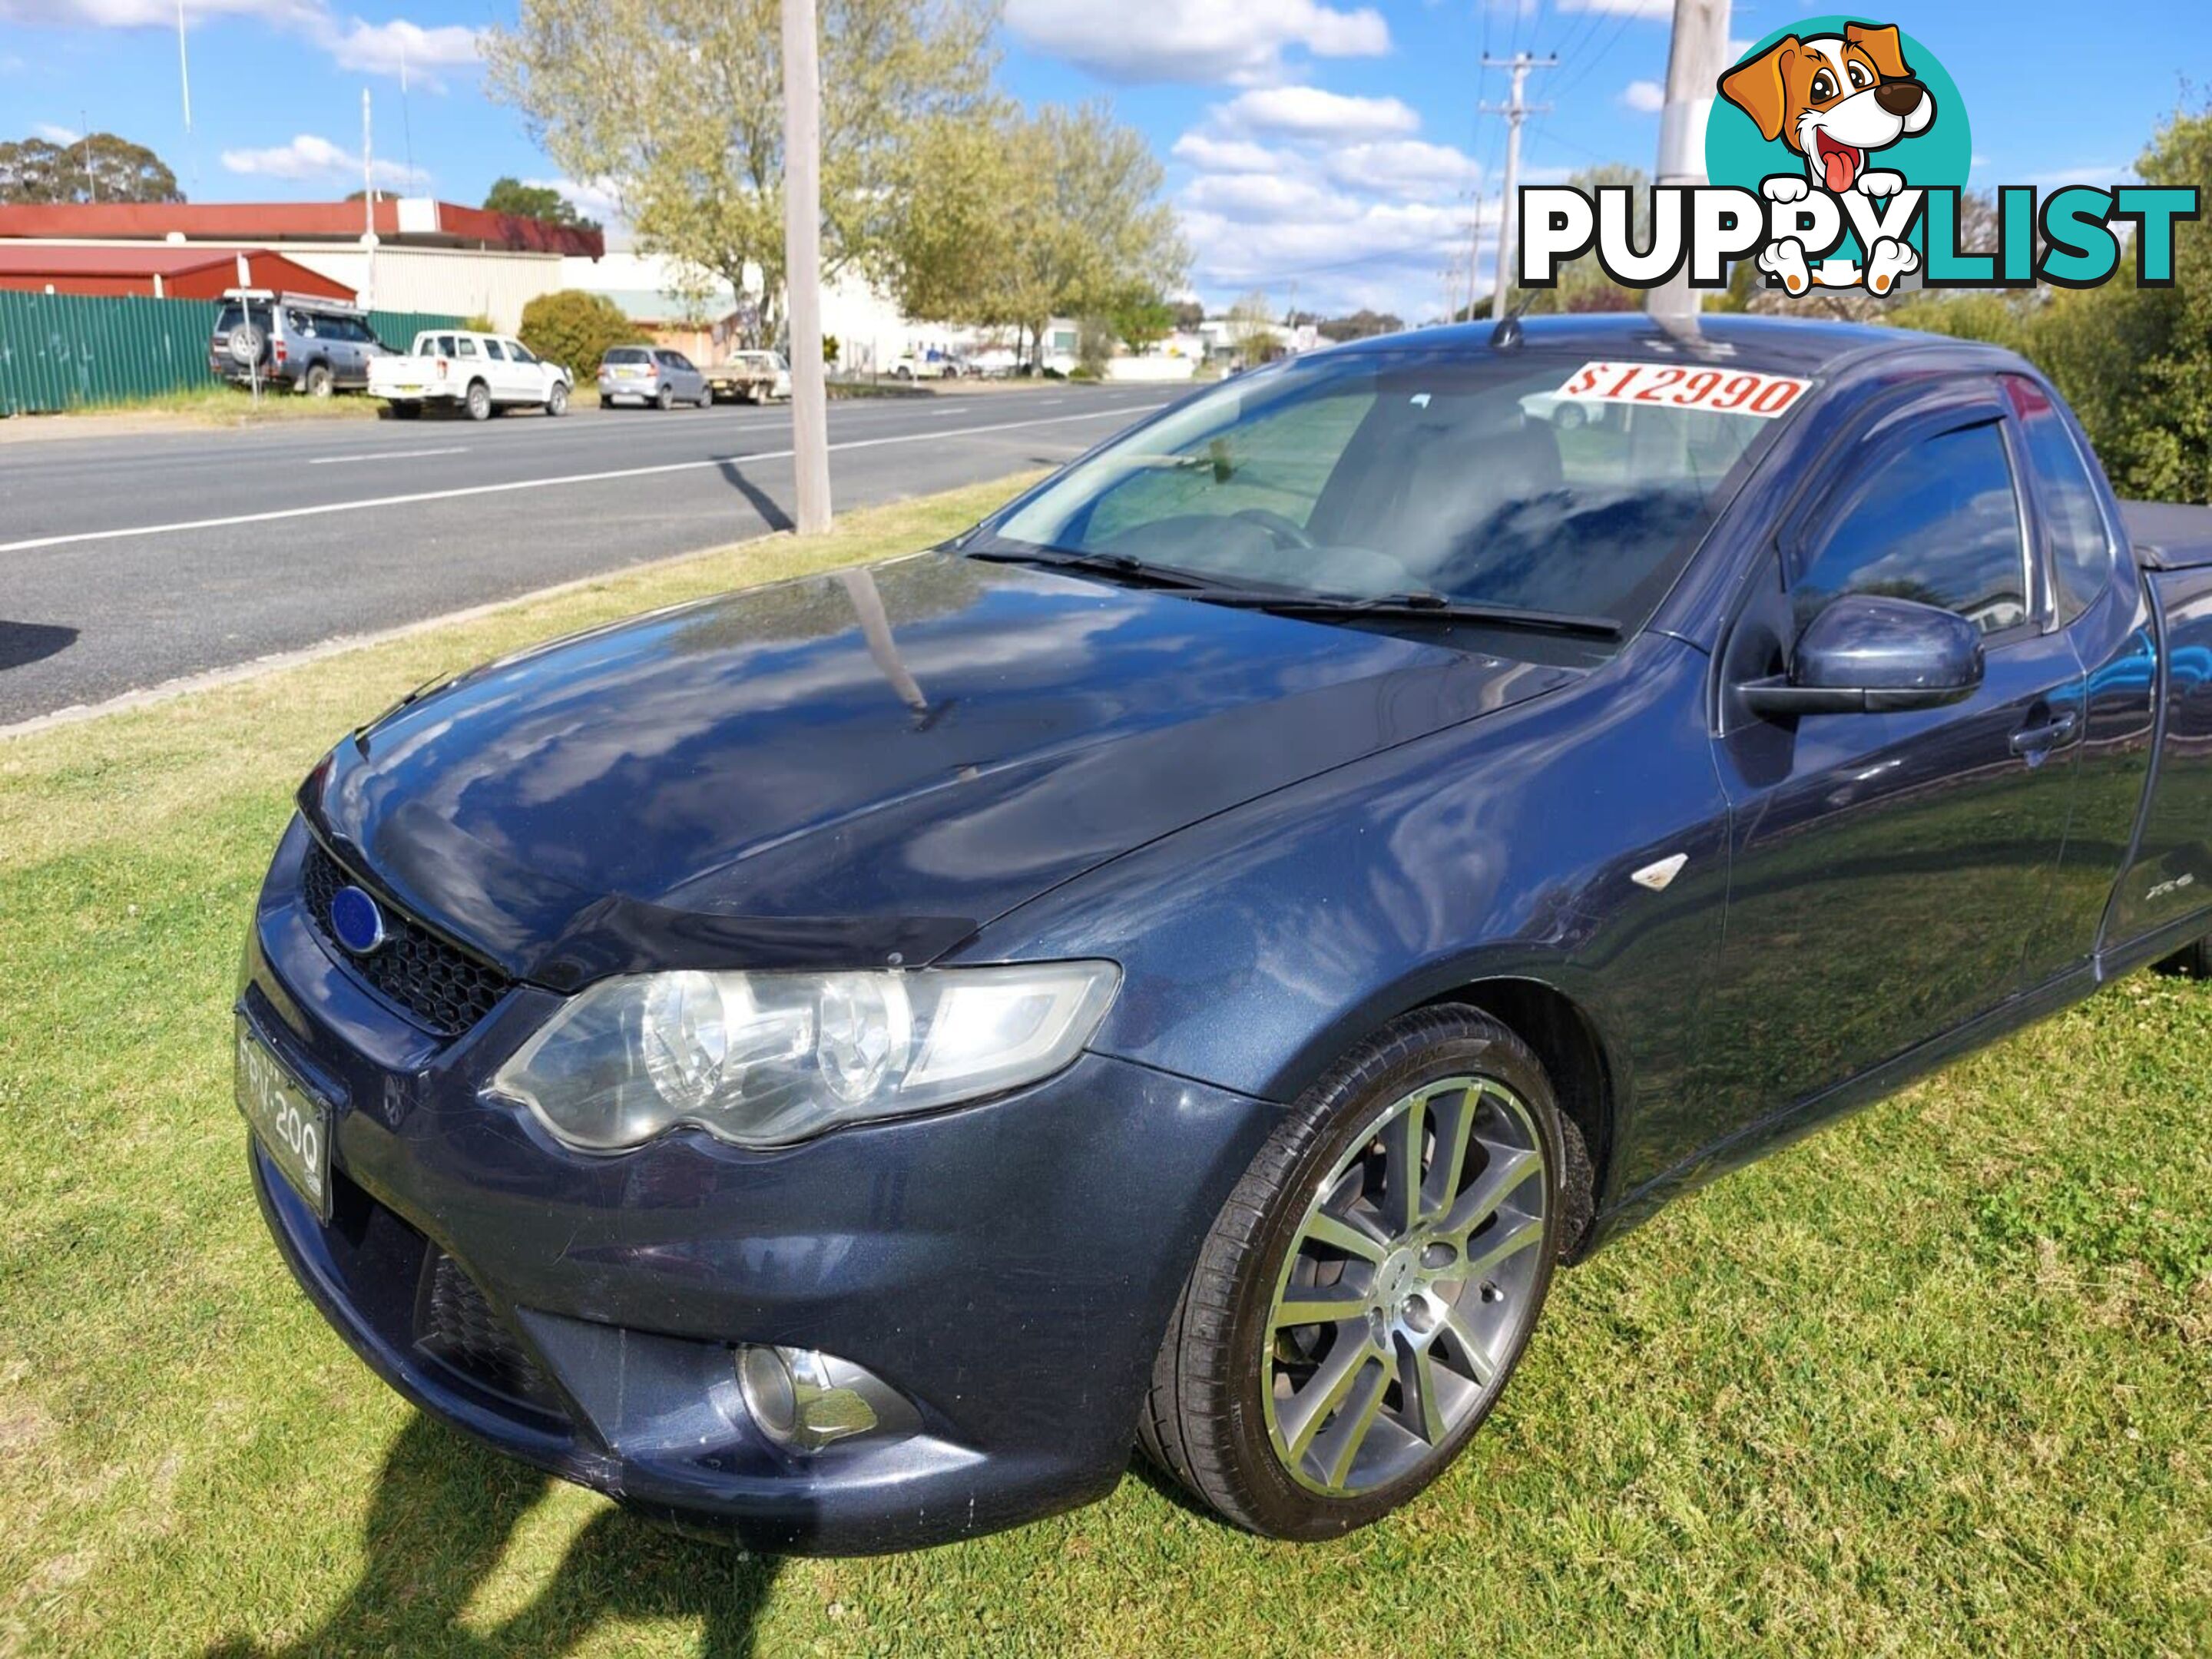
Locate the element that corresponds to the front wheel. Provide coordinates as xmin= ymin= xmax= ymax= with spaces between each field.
xmin=545 ymin=382 xmax=569 ymax=417
xmin=1140 ymin=1005 xmax=1584 ymax=1539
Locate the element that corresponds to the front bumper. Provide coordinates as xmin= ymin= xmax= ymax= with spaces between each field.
xmin=243 ymin=817 xmax=1279 ymax=1551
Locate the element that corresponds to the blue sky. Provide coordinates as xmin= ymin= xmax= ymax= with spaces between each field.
xmin=1 ymin=0 xmax=2204 ymax=318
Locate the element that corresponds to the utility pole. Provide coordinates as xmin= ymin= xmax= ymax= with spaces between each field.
xmin=1648 ymin=0 xmax=1730 ymax=321
xmin=782 ymin=0 xmax=833 ymax=534
xmin=1482 ymin=52 xmax=1555 ymax=320
xmin=1461 ymin=191 xmax=1484 ymax=323
xmin=361 ymin=89 xmax=376 ymax=311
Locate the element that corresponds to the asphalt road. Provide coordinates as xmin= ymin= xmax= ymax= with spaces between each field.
xmin=0 ymin=383 xmax=1177 ymax=725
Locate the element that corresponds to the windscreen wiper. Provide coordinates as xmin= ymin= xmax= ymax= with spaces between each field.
xmin=962 ymin=545 xmax=1214 ymax=591
xmin=1189 ymin=588 xmax=1624 ymax=640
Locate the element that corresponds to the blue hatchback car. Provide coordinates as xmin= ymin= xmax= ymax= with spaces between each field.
xmin=240 ymin=314 xmax=2182 ymax=1550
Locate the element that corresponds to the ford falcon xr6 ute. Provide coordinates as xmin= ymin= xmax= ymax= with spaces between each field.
xmin=237 ymin=316 xmax=2212 ymax=1550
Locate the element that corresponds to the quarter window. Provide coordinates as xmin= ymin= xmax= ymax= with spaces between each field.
xmin=2007 ymin=376 xmax=2114 ymax=623
xmin=1793 ymin=422 xmax=2028 ymax=637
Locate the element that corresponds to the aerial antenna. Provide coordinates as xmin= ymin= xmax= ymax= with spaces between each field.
xmin=1490 ymin=288 xmax=1540 ymax=350
xmin=174 ymin=0 xmax=193 ymax=133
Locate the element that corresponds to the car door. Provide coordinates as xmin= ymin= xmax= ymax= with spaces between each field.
xmin=1695 ymin=389 xmax=2085 ymax=1129
xmin=505 ymin=339 xmax=551 ymax=401
xmin=481 ymin=336 xmax=524 ymax=403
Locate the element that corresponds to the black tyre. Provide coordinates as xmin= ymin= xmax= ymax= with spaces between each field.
xmin=546 ymin=382 xmax=570 ymax=417
xmin=465 ymin=380 xmax=492 ymax=422
xmin=1140 ymin=1005 xmax=1586 ymax=1540
xmin=302 ymin=362 xmax=334 ymax=399
xmin=656 ymin=383 xmax=676 ymax=412
xmin=2155 ymin=937 xmax=2212 ymax=977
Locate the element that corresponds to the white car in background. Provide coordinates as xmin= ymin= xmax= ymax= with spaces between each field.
xmin=368 ymin=329 xmax=572 ymax=421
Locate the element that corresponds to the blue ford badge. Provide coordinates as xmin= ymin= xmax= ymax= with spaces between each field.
xmin=329 ymin=885 xmax=386 ymax=955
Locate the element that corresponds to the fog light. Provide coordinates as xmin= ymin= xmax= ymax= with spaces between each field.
xmin=735 ymin=1344 xmax=883 ymax=1452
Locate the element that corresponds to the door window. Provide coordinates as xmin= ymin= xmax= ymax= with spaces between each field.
xmin=484 ymin=339 xmax=508 ymax=361
xmin=508 ymin=340 xmax=538 ymax=363
xmin=456 ymin=337 xmax=480 ymax=358
xmin=1792 ymin=421 xmax=2028 ymax=637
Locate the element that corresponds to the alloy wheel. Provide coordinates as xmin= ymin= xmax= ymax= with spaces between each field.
xmin=1262 ymin=1074 xmax=1548 ymax=1496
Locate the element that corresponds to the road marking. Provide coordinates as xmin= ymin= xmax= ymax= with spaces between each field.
xmin=0 ymin=405 xmax=1167 ymax=557
xmin=310 ymin=445 xmax=469 ymax=465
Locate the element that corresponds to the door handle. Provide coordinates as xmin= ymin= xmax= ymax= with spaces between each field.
xmin=2010 ymin=711 xmax=2079 ymax=757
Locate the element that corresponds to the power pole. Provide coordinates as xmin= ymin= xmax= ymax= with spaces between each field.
xmin=361 ymin=89 xmax=376 ymax=311
xmin=1461 ymin=191 xmax=1484 ymax=322
xmin=1648 ymin=0 xmax=1731 ymax=321
xmin=1482 ymin=52 xmax=1555 ymax=320
xmin=782 ymin=0 xmax=833 ymax=534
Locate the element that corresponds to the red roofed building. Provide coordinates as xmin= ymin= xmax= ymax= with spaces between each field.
xmin=0 ymin=244 xmax=356 ymax=302
xmin=0 ymin=198 xmax=604 ymax=329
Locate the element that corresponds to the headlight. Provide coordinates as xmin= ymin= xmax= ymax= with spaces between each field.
xmin=488 ymin=962 xmax=1121 ymax=1152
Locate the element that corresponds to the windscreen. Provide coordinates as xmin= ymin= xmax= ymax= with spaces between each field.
xmin=992 ymin=348 xmax=1790 ymax=627
xmin=214 ymin=302 xmax=271 ymax=335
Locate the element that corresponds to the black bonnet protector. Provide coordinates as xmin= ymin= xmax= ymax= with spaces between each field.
xmin=299 ymin=765 xmax=977 ymax=991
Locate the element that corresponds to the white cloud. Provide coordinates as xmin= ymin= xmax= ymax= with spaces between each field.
xmin=1324 ymin=139 xmax=1480 ymax=195
xmin=0 ymin=0 xmax=476 ymax=88
xmin=1222 ymin=85 xmax=1419 ymax=139
xmin=221 ymin=132 xmax=424 ymax=189
xmin=1004 ymin=0 xmax=1388 ymax=85
xmin=1171 ymin=132 xmax=1283 ymax=174
xmin=522 ymin=175 xmax=624 ymax=227
xmin=1172 ymin=92 xmax=1487 ymax=321
xmin=1184 ymin=170 xmax=1344 ymax=223
xmin=1556 ymin=0 xmax=1670 ymax=16
xmin=327 ymin=17 xmax=482 ymax=88
xmin=1619 ymin=79 xmax=1664 ymax=114
xmin=33 ymin=121 xmax=80 ymax=142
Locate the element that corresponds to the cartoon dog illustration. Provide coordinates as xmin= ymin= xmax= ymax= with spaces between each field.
xmin=1717 ymin=22 xmax=1936 ymax=295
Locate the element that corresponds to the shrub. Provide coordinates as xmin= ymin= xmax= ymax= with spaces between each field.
xmin=518 ymin=290 xmax=637 ymax=380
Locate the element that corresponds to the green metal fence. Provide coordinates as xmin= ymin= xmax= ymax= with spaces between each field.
xmin=0 ymin=290 xmax=467 ymax=416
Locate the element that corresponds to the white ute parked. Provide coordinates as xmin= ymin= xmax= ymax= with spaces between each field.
xmin=369 ymin=329 xmax=572 ymax=421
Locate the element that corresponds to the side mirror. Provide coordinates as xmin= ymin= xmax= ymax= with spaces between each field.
xmin=1742 ymin=594 xmax=1985 ymax=717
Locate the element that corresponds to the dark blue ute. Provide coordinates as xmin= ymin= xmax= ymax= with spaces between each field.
xmin=238 ymin=316 xmax=2212 ymax=1549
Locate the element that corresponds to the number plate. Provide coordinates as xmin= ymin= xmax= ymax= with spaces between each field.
xmin=1553 ymin=361 xmax=1811 ymax=419
xmin=236 ymin=1021 xmax=332 ymax=1221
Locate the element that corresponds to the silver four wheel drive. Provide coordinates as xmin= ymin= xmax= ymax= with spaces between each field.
xmin=210 ymin=292 xmax=389 ymax=396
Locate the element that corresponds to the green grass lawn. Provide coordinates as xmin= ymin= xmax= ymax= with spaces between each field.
xmin=2 ymin=475 xmax=2208 ymax=1657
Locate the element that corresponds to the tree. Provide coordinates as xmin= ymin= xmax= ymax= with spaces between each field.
xmin=1109 ymin=290 xmax=1177 ymax=353
xmin=518 ymin=289 xmax=637 ymax=379
xmin=883 ymin=100 xmax=1184 ymax=369
xmin=483 ymin=175 xmax=602 ymax=233
xmin=485 ymin=0 xmax=993 ymax=342
xmin=1228 ymin=290 xmax=1280 ymax=365
xmin=0 ymin=131 xmax=181 ymax=204
xmin=1316 ymin=309 xmax=1402 ymax=342
xmin=1171 ymin=299 xmax=1206 ymax=331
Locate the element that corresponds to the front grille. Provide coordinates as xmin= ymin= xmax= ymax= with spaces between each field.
xmin=300 ymin=837 xmax=512 ymax=1036
xmin=415 ymin=1250 xmax=562 ymax=1413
